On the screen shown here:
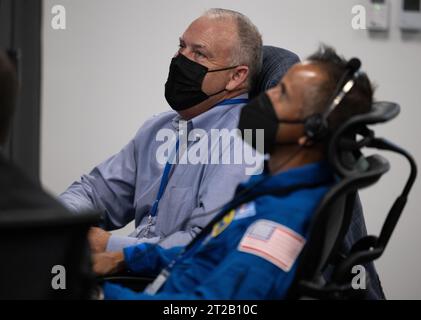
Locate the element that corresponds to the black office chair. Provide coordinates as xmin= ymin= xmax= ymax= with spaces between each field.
xmin=0 ymin=208 xmax=99 ymax=299
xmin=250 ymin=45 xmax=300 ymax=98
xmin=287 ymin=101 xmax=417 ymax=299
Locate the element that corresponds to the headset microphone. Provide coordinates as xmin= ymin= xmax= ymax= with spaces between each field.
xmin=346 ymin=58 xmax=361 ymax=74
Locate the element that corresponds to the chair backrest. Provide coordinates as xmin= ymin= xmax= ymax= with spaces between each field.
xmin=251 ymin=45 xmax=300 ymax=97
xmin=0 ymin=208 xmax=99 ymax=299
xmin=288 ymin=154 xmax=390 ymax=299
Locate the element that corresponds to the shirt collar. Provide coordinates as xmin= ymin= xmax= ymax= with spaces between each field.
xmin=171 ymin=93 xmax=249 ymax=134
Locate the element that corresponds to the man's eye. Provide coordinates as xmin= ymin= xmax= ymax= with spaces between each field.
xmin=194 ymin=51 xmax=206 ymax=58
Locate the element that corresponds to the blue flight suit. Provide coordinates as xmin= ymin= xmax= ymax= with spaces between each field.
xmin=104 ymin=161 xmax=335 ymax=299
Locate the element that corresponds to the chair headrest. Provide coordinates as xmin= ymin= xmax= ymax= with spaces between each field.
xmin=336 ymin=101 xmax=400 ymax=129
xmin=250 ymin=46 xmax=300 ymax=97
xmin=328 ymin=101 xmax=400 ymax=177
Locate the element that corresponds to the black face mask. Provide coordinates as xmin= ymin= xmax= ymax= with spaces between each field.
xmin=164 ymin=54 xmax=237 ymax=111
xmin=238 ymin=92 xmax=304 ymax=154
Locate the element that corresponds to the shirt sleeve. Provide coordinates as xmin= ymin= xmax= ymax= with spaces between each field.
xmin=106 ymin=229 xmax=199 ymax=252
xmin=59 ymin=136 xmax=138 ymax=231
xmin=105 ymin=235 xmax=158 ymax=252
xmin=123 ymin=243 xmax=184 ymax=276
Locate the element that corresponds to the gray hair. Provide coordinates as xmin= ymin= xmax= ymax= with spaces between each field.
xmin=202 ymin=8 xmax=263 ymax=89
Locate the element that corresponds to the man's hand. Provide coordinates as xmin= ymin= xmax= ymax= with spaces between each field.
xmin=93 ymin=251 xmax=125 ymax=276
xmin=88 ymin=227 xmax=111 ymax=254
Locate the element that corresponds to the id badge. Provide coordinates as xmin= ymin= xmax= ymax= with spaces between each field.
xmin=144 ymin=269 xmax=170 ymax=295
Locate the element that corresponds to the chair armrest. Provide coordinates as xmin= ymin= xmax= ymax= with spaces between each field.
xmin=98 ymin=274 xmax=155 ymax=292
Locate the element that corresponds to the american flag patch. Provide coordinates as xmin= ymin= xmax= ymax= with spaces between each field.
xmin=238 ymin=219 xmax=306 ymax=272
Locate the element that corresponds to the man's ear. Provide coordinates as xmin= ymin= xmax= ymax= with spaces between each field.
xmin=225 ymin=66 xmax=249 ymax=91
xmin=298 ymin=136 xmax=314 ymax=147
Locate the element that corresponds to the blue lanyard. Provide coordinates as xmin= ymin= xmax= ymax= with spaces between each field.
xmin=149 ymin=138 xmax=180 ymax=218
xmin=149 ymin=98 xmax=249 ymax=219
xmin=214 ymin=98 xmax=249 ymax=107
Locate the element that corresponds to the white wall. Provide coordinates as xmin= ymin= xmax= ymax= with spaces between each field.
xmin=41 ymin=0 xmax=421 ymax=299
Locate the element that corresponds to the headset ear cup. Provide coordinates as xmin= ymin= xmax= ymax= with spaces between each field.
xmin=304 ymin=114 xmax=328 ymax=141
xmin=303 ymin=58 xmax=361 ymax=144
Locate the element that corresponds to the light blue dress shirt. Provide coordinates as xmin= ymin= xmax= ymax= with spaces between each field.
xmin=60 ymin=94 xmax=264 ymax=251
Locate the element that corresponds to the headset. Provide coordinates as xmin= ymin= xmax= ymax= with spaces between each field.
xmin=303 ymin=58 xmax=362 ymax=141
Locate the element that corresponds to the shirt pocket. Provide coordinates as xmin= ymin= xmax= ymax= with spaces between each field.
xmin=157 ymin=186 xmax=194 ymax=234
xmin=133 ymin=181 xmax=160 ymax=222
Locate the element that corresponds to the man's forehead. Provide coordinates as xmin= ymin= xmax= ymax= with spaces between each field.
xmin=182 ymin=16 xmax=236 ymax=51
xmin=284 ymin=62 xmax=326 ymax=86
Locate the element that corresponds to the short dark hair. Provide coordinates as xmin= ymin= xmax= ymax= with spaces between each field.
xmin=306 ymin=45 xmax=374 ymax=131
xmin=0 ymin=51 xmax=18 ymax=145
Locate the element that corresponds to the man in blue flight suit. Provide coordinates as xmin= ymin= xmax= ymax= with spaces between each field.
xmin=93 ymin=46 xmax=381 ymax=299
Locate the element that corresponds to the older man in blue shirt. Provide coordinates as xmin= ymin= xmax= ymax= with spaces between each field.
xmin=60 ymin=9 xmax=273 ymax=252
